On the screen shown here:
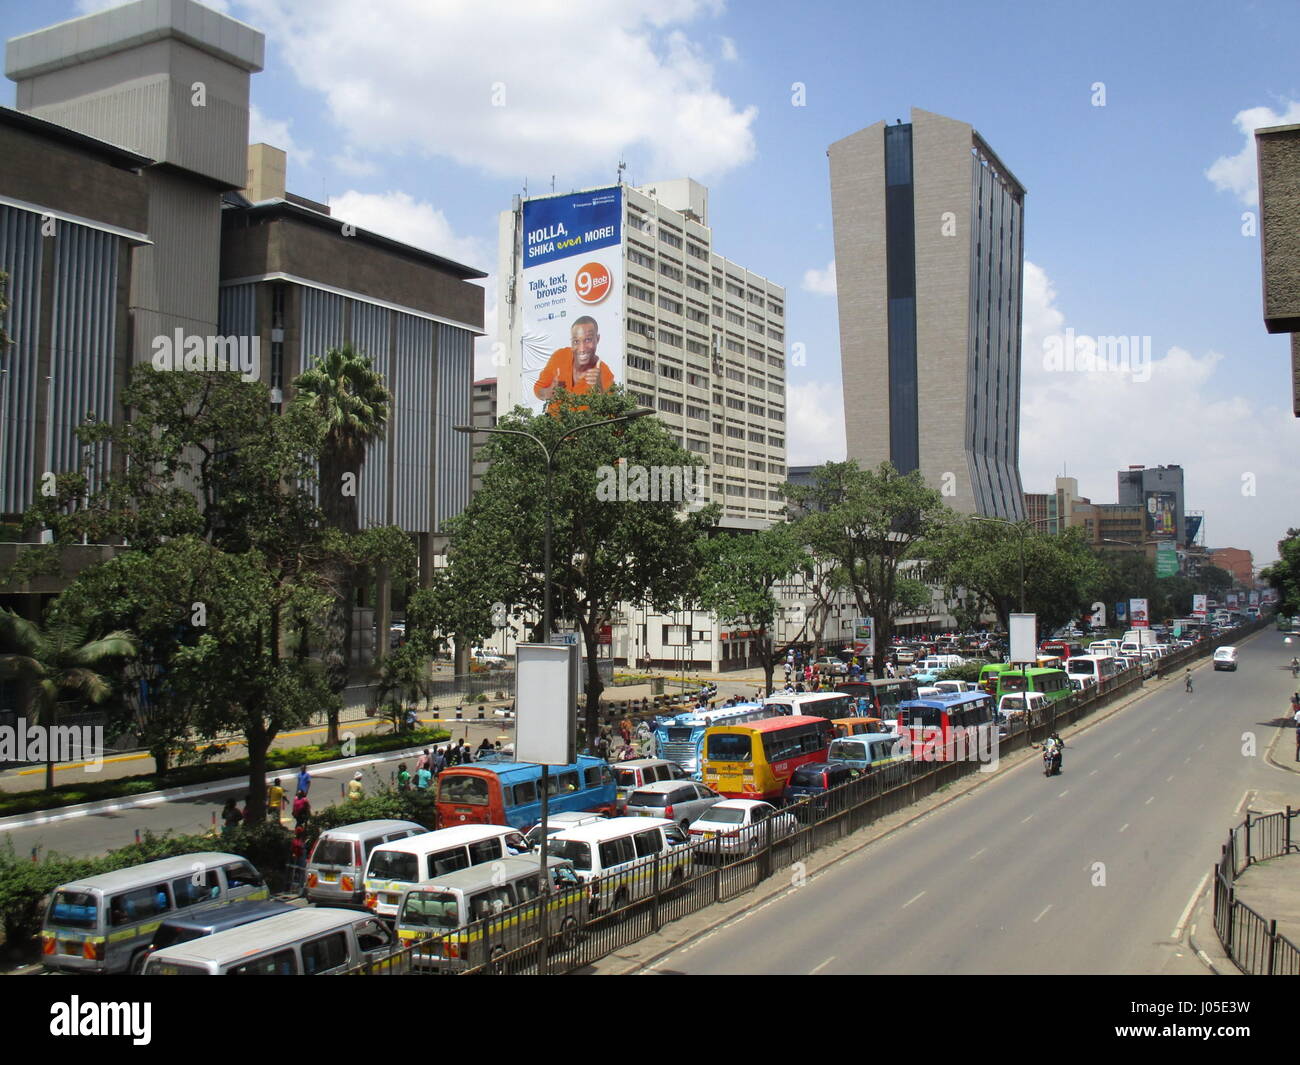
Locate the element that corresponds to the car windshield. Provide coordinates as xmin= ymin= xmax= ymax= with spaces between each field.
xmin=400 ymin=891 xmax=461 ymax=930
xmin=614 ymin=769 xmax=639 ymax=788
xmin=627 ymin=790 xmax=667 ymax=807
xmin=830 ymin=741 xmax=866 ymax=761
xmin=546 ymin=840 xmax=592 ymax=871
xmin=310 ymin=840 xmax=354 ymax=867
xmin=700 ymin=807 xmax=747 ymax=825
xmin=789 ymin=766 xmax=825 ymax=787
xmin=367 ymin=851 xmax=419 ymax=882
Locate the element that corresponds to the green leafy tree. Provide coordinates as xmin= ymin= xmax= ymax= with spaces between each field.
xmin=1261 ymin=530 xmax=1300 ymax=617
xmin=924 ymin=520 xmax=1105 ymax=637
xmin=291 ymin=345 xmax=392 ymax=745
xmin=695 ymin=523 xmax=809 ymax=692
xmin=785 ymin=461 xmax=951 ymax=677
xmin=1199 ymin=564 xmax=1234 ymax=600
xmin=1094 ymin=549 xmax=1157 ymax=626
xmin=0 ymin=610 xmax=136 ymax=790
xmin=428 ymin=389 xmax=718 ymax=745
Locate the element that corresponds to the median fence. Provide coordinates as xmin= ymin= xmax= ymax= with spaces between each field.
xmin=343 ymin=623 xmax=1258 ymax=976
xmin=1212 ymin=809 xmax=1300 ymax=975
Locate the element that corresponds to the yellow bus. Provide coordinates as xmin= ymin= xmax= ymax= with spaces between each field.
xmin=701 ymin=715 xmax=836 ymax=801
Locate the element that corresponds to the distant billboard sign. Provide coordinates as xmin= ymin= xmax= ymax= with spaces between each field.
xmin=1146 ymin=492 xmax=1177 ymax=538
xmin=1129 ymin=598 xmax=1150 ymax=628
xmin=1192 ymin=594 xmax=1207 ymax=619
xmin=1155 ymin=541 xmax=1179 ymax=578
xmin=519 ymin=187 xmax=624 ymax=414
xmin=852 ymin=618 xmax=875 ymax=660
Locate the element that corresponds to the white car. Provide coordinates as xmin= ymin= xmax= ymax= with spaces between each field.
xmin=1213 ymin=646 xmax=1238 ymax=671
xmin=470 ymin=647 xmax=506 ymax=667
xmin=687 ymin=800 xmax=797 ymax=858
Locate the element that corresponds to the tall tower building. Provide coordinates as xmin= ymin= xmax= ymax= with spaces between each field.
xmin=496 ymin=179 xmax=788 ymax=525
xmin=828 ymin=107 xmax=1026 ymax=518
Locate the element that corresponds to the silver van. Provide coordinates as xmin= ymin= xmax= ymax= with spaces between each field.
xmin=142 ymin=908 xmax=395 ymax=975
xmin=612 ymin=758 xmax=691 ymax=811
xmin=305 ymin=819 xmax=426 ymax=907
xmin=42 ymin=853 xmax=268 ymax=974
xmin=393 ymin=855 xmax=585 ymax=972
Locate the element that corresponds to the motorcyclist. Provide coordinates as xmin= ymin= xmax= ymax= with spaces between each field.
xmin=1041 ymin=733 xmax=1063 ymax=774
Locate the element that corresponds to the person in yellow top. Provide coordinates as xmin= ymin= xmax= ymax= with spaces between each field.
xmin=348 ymin=771 xmax=365 ymax=802
xmin=266 ymin=778 xmax=285 ymax=825
xmin=534 ymin=316 xmax=614 ymax=403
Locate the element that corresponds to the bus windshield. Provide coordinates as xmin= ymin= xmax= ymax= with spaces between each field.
xmin=706 ymin=733 xmax=753 ymax=762
xmin=438 ymin=774 xmax=489 ymax=805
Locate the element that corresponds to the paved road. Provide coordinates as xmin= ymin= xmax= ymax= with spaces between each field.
xmin=644 ymin=631 xmax=1294 ymax=975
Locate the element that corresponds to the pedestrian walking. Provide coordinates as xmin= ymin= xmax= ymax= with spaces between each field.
xmin=434 ymin=747 xmax=447 ymax=774
xmin=290 ymin=825 xmax=307 ymax=865
xmin=416 ymin=748 xmax=431 ymax=773
xmin=292 ymin=790 xmax=311 ymax=828
xmin=619 ymin=715 xmax=632 ymax=745
xmin=266 ymin=778 xmax=285 ymax=826
xmin=296 ymin=764 xmax=311 ymax=797
xmin=397 ymin=763 xmax=411 ymax=791
xmin=415 ymin=764 xmax=432 ymax=790
xmin=348 ymin=771 xmax=365 ymax=802
xmin=221 ymin=798 xmax=242 ymax=834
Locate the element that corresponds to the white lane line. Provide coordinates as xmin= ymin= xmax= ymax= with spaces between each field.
xmin=903 ymin=891 xmax=926 ymax=909
xmin=1184 ymin=756 xmax=1191 ymax=764
xmin=1150 ymin=727 xmax=1158 ymax=733
xmin=1172 ymin=871 xmax=1211 ymax=940
xmin=1058 ymin=790 xmax=1069 ymax=798
xmin=969 ymin=847 xmax=986 ymax=861
xmin=1166 ymin=775 xmax=1174 ymax=783
xmin=1021 ymin=814 xmax=1034 ymax=824
xmin=1145 ymin=796 xmax=1155 ymax=805
xmin=810 ymin=955 xmax=836 ymax=975
xmin=1198 ymin=743 xmax=1205 ymax=750
xmin=1033 ymin=904 xmax=1052 ymax=923
xmin=1112 ymin=751 xmax=1122 ymax=759
xmin=1119 ymin=823 xmax=1129 ymax=833
xmin=1089 ymin=769 xmax=1099 ymax=777
xmin=1236 ymin=790 xmax=1255 ymax=815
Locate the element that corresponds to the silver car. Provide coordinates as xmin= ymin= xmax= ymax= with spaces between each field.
xmin=623 ymin=780 xmax=723 ymax=830
xmin=687 ymin=800 xmax=797 ymax=858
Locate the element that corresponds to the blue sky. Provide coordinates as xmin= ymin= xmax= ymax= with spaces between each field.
xmin=5 ymin=0 xmax=1298 ymax=566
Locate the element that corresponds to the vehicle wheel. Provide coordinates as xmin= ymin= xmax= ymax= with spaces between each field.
xmin=558 ymin=916 xmax=578 ymax=951
xmin=129 ymin=951 xmax=147 ymax=975
xmin=488 ymin=946 xmax=507 ymax=974
xmin=611 ymin=889 xmax=630 ymax=923
xmin=747 ymin=838 xmax=760 ymax=856
xmin=668 ymin=866 xmax=685 ymax=891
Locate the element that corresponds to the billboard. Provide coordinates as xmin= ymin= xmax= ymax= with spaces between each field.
xmin=1192 ymin=594 xmax=1207 ymax=619
xmin=1146 ymin=492 xmax=1177 ymax=538
xmin=1155 ymin=541 xmax=1179 ymax=578
xmin=1129 ymin=598 xmax=1150 ymax=628
xmin=519 ymin=187 xmax=623 ymax=414
xmin=852 ymin=618 xmax=875 ymax=660
xmin=1009 ymin=613 xmax=1038 ymax=665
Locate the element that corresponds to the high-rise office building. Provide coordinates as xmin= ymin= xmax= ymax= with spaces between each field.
xmin=1116 ymin=463 xmax=1186 ymax=546
xmin=496 ymin=178 xmax=787 ymax=525
xmin=828 ymin=107 xmax=1026 ymax=518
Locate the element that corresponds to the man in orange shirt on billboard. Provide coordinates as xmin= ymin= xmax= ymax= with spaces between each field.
xmin=534 ymin=316 xmax=614 ymax=403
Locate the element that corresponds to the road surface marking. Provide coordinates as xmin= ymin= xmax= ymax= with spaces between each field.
xmin=1033 ymin=904 xmax=1052 ymax=923
xmin=1119 ymin=823 xmax=1129 ymax=833
xmin=1166 ymin=774 xmax=1174 ymax=783
xmin=810 ymin=956 xmax=836 ymax=974
xmin=1112 ymin=751 xmax=1122 ymax=759
xmin=1145 ymin=795 xmax=1155 ymax=805
xmin=969 ymin=847 xmax=986 ymax=861
xmin=1172 ymin=871 xmax=1211 ymax=941
xmin=1184 ymin=756 xmax=1191 ymax=764
xmin=1021 ymin=814 xmax=1034 ymax=824
xmin=1058 ymin=790 xmax=1069 ymax=798
xmin=1150 ymin=727 xmax=1158 ymax=733
xmin=1236 ymin=790 xmax=1255 ymax=814
xmin=1089 ymin=769 xmax=1099 ymax=776
xmin=1198 ymin=743 xmax=1205 ymax=750
xmin=903 ymin=891 xmax=926 ymax=909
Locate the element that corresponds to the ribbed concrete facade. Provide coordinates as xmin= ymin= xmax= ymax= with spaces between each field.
xmin=829 ymin=107 xmax=1026 ymax=518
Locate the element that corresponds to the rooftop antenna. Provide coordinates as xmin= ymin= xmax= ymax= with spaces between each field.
xmin=617 ymin=157 xmax=627 ymax=186
xmin=550 ymin=175 xmax=555 ymax=193
xmin=523 ymin=177 xmax=528 ymax=199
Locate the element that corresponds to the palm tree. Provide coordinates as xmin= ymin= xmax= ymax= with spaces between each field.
xmin=292 ymin=344 xmax=392 ymax=745
xmin=0 ymin=610 xmax=137 ymax=790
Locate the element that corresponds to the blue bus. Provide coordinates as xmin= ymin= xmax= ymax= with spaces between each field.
xmin=434 ymin=754 xmax=617 ymax=831
xmin=835 ymin=678 xmax=919 ymax=718
xmin=654 ymin=702 xmax=778 ymax=778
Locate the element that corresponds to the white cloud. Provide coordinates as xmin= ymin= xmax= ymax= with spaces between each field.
xmin=802 ymin=260 xmax=837 ymax=296
xmin=249 ymin=103 xmax=314 ymax=167
xmin=328 ymin=189 xmax=486 ymax=267
xmin=238 ymin=0 xmax=756 ymax=181
xmin=76 ymin=0 xmax=231 ymax=11
xmin=1020 ymin=261 xmax=1296 ymax=566
xmin=785 ymin=380 xmax=846 ymax=468
xmin=720 ymin=36 xmax=738 ymax=61
xmin=1205 ymin=100 xmax=1300 ymax=207
xmin=331 ymin=148 xmax=379 ymax=179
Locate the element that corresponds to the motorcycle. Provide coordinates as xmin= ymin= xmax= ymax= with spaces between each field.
xmin=1042 ymin=746 xmax=1062 ymax=776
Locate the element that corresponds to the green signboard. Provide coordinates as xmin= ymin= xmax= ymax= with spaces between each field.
xmin=1155 ymin=541 xmax=1179 ymax=578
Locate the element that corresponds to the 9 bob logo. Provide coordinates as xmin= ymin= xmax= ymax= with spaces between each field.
xmin=574 ymin=261 xmax=611 ymax=304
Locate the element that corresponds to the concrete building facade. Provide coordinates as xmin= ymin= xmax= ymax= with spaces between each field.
xmin=1255 ymin=123 xmax=1300 ymax=414
xmin=1116 ymin=463 xmax=1186 ymax=547
xmin=829 ymin=107 xmax=1026 ymax=519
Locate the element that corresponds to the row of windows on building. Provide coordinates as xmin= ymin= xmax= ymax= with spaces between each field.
xmin=623 ymin=236 xmax=783 ymax=319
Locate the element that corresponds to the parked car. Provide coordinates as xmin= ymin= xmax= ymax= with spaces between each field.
xmin=812 ymin=656 xmax=849 ymax=676
xmin=623 ymin=780 xmax=724 ymax=830
xmin=470 ymin=648 xmax=506 ymax=667
xmin=687 ymin=799 xmax=797 ymax=859
xmin=1213 ymin=646 xmax=1239 ymax=671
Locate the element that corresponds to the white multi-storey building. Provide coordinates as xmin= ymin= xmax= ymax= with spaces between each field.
xmin=496 ymin=178 xmax=788 ymax=524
